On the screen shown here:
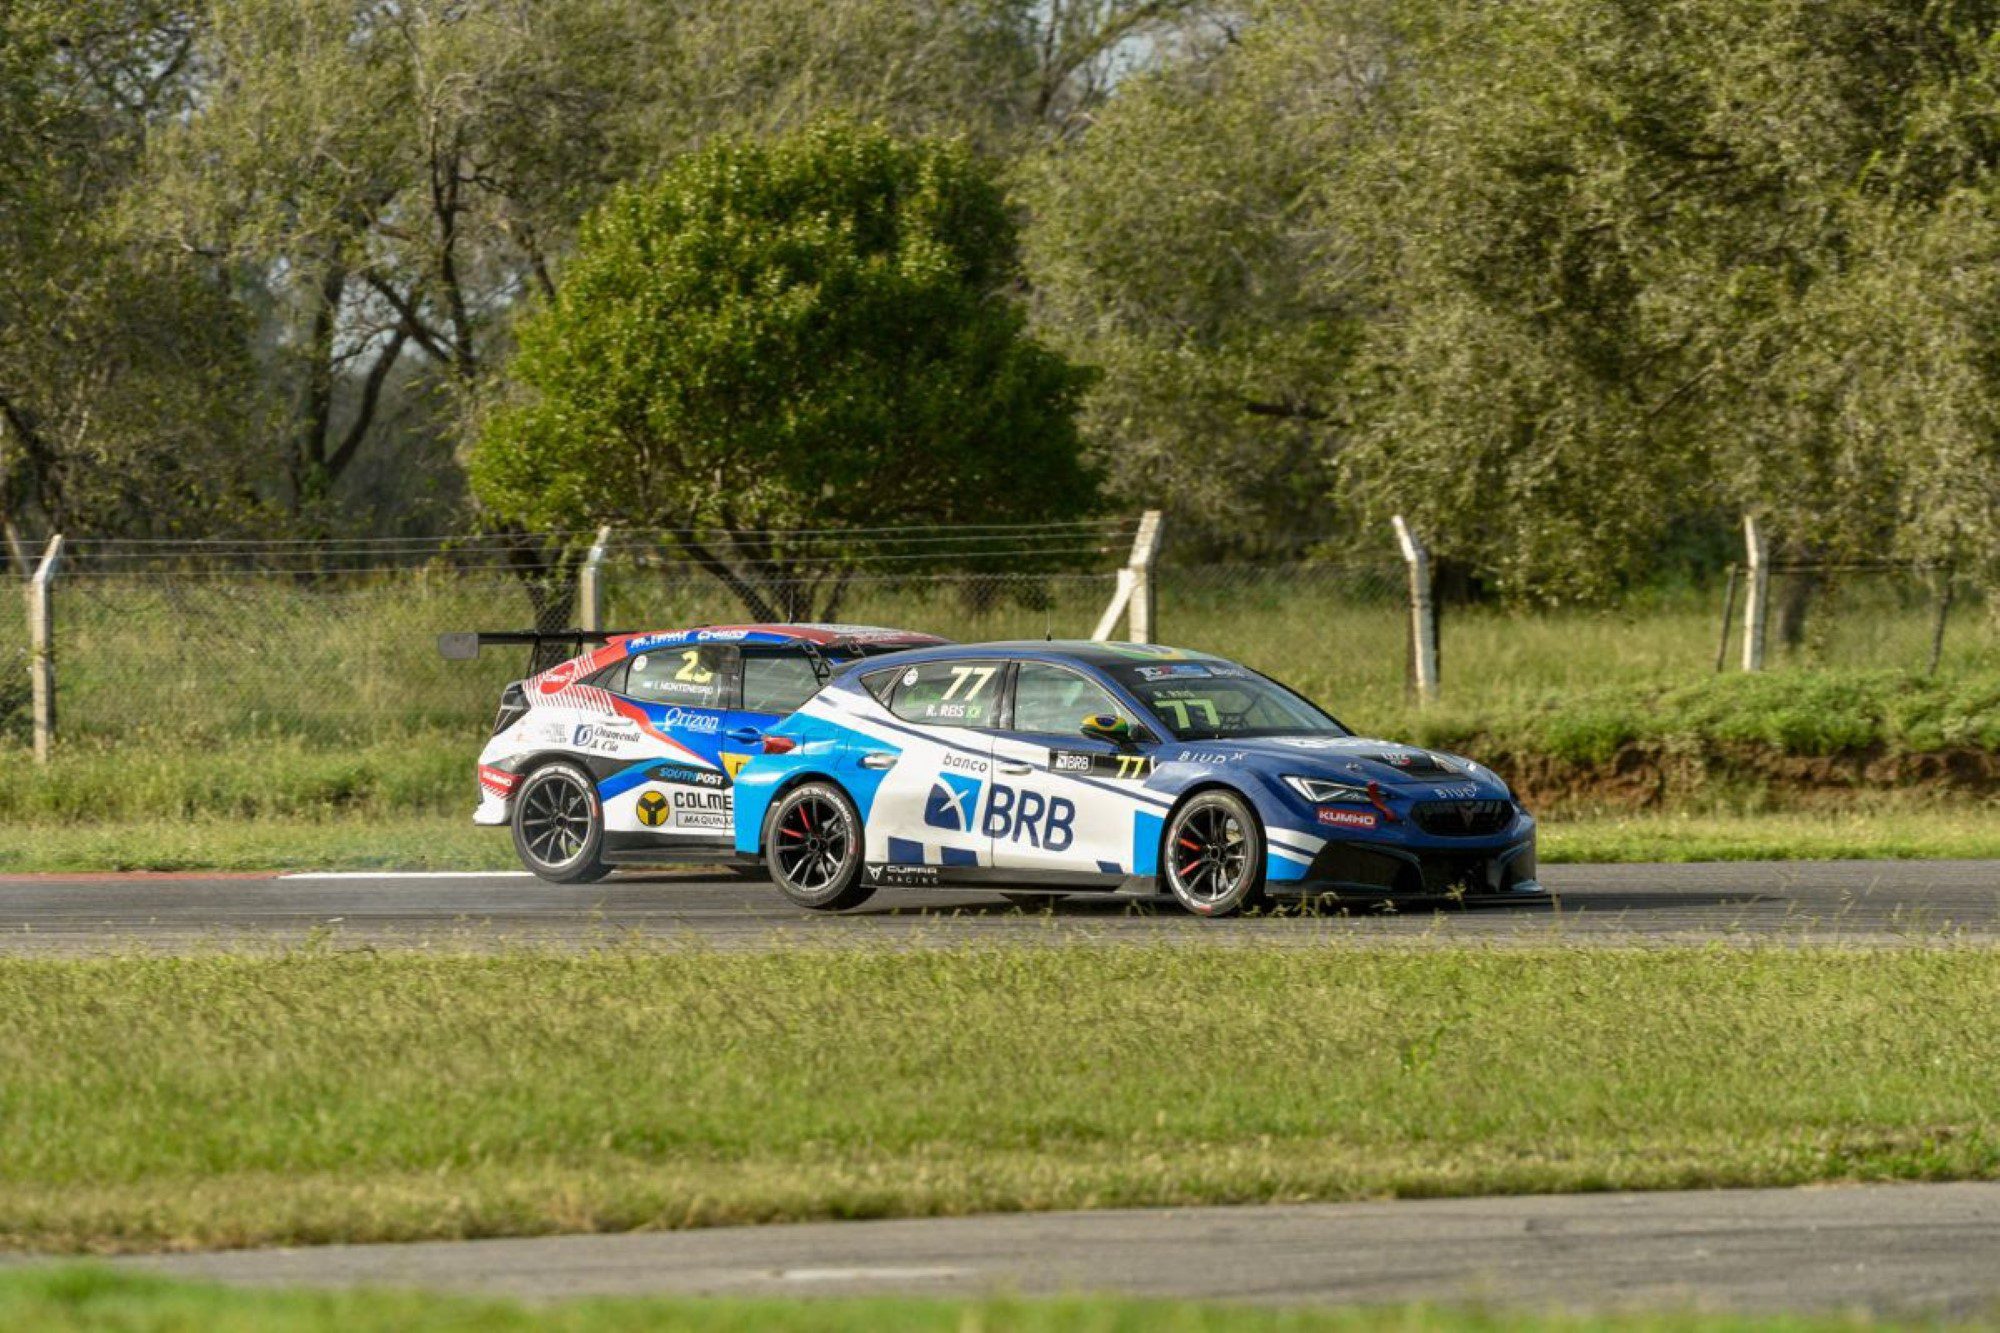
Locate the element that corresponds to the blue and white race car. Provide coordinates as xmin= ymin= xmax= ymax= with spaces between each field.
xmin=454 ymin=623 xmax=947 ymax=881
xmin=732 ymin=641 xmax=1542 ymax=916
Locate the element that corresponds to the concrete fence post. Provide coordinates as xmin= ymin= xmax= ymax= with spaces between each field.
xmin=578 ymin=525 xmax=612 ymax=633
xmin=1392 ymin=515 xmax=1438 ymax=704
xmin=1091 ymin=510 xmax=1165 ymax=643
xmin=28 ymin=534 xmax=63 ymax=764
xmin=1126 ymin=510 xmax=1164 ymax=644
xmin=1741 ymin=514 xmax=1770 ymax=672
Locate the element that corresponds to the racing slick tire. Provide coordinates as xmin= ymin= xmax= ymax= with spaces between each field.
xmin=766 ymin=781 xmax=874 ymax=911
xmin=511 ymin=761 xmax=613 ymax=884
xmin=1161 ymin=789 xmax=1268 ymax=918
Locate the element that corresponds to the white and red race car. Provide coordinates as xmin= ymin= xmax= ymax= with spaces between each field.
xmin=447 ymin=624 xmax=947 ymax=881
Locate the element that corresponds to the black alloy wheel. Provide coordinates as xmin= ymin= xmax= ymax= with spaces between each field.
xmin=767 ymin=782 xmax=873 ymax=911
xmin=511 ymin=761 xmax=611 ymax=883
xmin=1162 ymin=790 xmax=1268 ymax=917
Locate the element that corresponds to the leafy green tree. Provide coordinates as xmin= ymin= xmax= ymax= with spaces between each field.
xmin=471 ymin=123 xmax=1097 ymax=620
xmin=1338 ymin=0 xmax=2000 ymax=595
xmin=1021 ymin=4 xmax=1386 ymax=553
xmin=0 ymin=1 xmax=262 ymax=565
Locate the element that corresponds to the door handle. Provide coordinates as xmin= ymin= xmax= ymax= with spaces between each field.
xmin=859 ymin=752 xmax=898 ymax=770
xmin=998 ymin=763 xmax=1033 ymax=775
xmin=724 ymin=726 xmax=763 ymax=745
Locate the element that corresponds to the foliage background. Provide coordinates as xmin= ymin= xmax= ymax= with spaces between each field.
xmin=2 ymin=0 xmax=1997 ymax=599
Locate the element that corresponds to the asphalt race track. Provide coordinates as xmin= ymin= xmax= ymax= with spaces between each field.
xmin=102 ymin=1182 xmax=2000 ymax=1316
xmin=0 ymin=859 xmax=1995 ymax=952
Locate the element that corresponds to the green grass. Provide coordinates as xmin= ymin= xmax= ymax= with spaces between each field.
xmin=0 ymin=1269 xmax=1961 ymax=1333
xmin=0 ymin=1268 xmax=1945 ymax=1333
xmin=1539 ymin=806 xmax=2000 ymax=863
xmin=1 ymin=807 xmax=1995 ymax=873
xmin=8 ymin=566 xmax=1992 ymax=749
xmin=5 ymin=946 xmax=2000 ymax=1251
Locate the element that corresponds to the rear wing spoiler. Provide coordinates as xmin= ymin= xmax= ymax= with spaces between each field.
xmin=437 ymin=629 xmax=637 ymax=661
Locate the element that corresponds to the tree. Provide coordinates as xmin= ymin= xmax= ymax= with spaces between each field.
xmin=470 ymin=123 xmax=1098 ymax=620
xmin=0 ymin=1 xmax=262 ymax=566
xmin=1021 ymin=3 xmax=1388 ymax=553
xmin=1336 ymin=0 xmax=2000 ymax=596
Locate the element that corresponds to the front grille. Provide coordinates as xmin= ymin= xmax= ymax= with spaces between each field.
xmin=1412 ymin=800 xmax=1512 ymax=837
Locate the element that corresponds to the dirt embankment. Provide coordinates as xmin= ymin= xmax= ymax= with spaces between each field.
xmin=1487 ymin=743 xmax=2000 ymax=812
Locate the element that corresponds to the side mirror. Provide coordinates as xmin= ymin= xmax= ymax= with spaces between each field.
xmin=1080 ymin=713 xmax=1136 ymax=745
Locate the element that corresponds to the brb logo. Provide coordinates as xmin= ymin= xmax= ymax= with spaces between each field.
xmin=923 ymin=772 xmax=983 ymax=832
xmin=983 ymin=784 xmax=1076 ymax=852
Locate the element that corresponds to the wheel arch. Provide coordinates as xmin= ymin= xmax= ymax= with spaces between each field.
xmin=1156 ymin=778 xmax=1263 ymax=851
xmin=756 ymin=768 xmax=859 ymax=858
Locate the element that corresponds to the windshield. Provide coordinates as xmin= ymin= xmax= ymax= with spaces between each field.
xmin=1108 ymin=661 xmax=1347 ymax=740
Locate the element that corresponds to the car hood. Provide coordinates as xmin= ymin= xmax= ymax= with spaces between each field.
xmin=1162 ymin=735 xmax=1509 ymax=794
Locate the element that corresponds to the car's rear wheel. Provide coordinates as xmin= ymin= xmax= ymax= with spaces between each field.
xmin=511 ymin=761 xmax=612 ymax=883
xmin=1161 ymin=790 xmax=1267 ymax=917
xmin=767 ymin=781 xmax=873 ymax=911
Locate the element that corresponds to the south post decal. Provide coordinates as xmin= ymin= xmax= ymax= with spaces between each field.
xmin=923 ymin=771 xmax=984 ymax=832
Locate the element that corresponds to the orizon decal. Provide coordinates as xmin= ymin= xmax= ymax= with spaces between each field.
xmin=984 ymin=784 xmax=1076 ymax=851
xmin=659 ymin=706 xmax=722 ymax=734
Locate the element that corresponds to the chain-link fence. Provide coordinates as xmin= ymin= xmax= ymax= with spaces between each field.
xmin=6 ymin=521 xmax=1995 ymax=753
xmin=0 ymin=571 xmax=28 ymax=747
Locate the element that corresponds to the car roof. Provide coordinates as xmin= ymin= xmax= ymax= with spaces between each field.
xmin=610 ymin=623 xmax=950 ymax=653
xmin=839 ymin=639 xmax=1227 ymax=671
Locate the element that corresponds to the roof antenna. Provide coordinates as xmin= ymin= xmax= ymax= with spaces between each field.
xmin=1045 ymin=598 xmax=1053 ymax=641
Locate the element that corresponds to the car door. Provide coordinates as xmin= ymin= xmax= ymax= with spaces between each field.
xmin=851 ymin=658 xmax=1005 ymax=876
xmin=988 ymin=660 xmax=1155 ymax=877
xmin=726 ymin=649 xmax=824 ymax=781
xmin=602 ymin=643 xmax=737 ymax=840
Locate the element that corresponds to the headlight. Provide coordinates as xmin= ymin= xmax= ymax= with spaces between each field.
xmin=1283 ymin=776 xmax=1372 ymax=804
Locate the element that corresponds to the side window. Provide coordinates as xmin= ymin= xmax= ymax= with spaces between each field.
xmin=1011 ymin=662 xmax=1130 ymax=737
xmin=624 ymin=646 xmax=730 ymax=708
xmin=741 ymin=653 xmax=822 ymax=715
xmin=886 ymin=660 xmax=1003 ymax=729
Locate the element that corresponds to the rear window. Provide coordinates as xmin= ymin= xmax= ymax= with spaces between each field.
xmin=625 ymin=646 xmax=728 ymax=708
xmin=884 ymin=660 xmax=1003 ymax=729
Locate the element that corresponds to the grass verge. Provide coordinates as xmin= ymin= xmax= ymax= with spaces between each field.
xmin=3 ymin=808 xmax=1995 ymax=873
xmin=0 ymin=1268 xmax=1952 ymax=1332
xmin=3 ymin=946 xmax=2000 ymax=1252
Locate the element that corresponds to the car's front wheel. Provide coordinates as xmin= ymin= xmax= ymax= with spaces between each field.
xmin=766 ymin=781 xmax=874 ymax=911
xmin=1162 ymin=790 xmax=1267 ymax=917
xmin=511 ymin=761 xmax=611 ymax=883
